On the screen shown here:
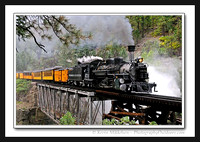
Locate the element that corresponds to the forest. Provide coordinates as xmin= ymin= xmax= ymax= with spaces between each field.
xmin=16 ymin=15 xmax=182 ymax=72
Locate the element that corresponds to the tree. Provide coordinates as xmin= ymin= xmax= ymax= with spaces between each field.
xmin=16 ymin=15 xmax=91 ymax=52
xmin=60 ymin=111 xmax=76 ymax=125
xmin=126 ymin=15 xmax=182 ymax=56
xmin=16 ymin=50 xmax=37 ymax=71
xmin=97 ymin=43 xmax=127 ymax=59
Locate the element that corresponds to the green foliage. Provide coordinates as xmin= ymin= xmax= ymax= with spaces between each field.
xmin=102 ymin=119 xmax=114 ymax=125
xmin=120 ymin=116 xmax=130 ymax=123
xmin=16 ymin=101 xmax=22 ymax=104
xmin=56 ymin=45 xmax=96 ymax=68
xmin=102 ymin=116 xmax=136 ymax=125
xmin=126 ymin=15 xmax=182 ymax=57
xmin=73 ymin=45 xmax=97 ymax=60
xmin=151 ymin=27 xmax=162 ymax=37
xmin=97 ymin=43 xmax=127 ymax=59
xmin=141 ymin=39 xmax=180 ymax=63
xmin=149 ymin=121 xmax=158 ymax=125
xmin=59 ymin=111 xmax=76 ymax=125
xmin=16 ymin=79 xmax=31 ymax=94
xmin=103 ymin=116 xmax=158 ymax=125
xmin=159 ymin=36 xmax=181 ymax=51
xmin=141 ymin=40 xmax=162 ymax=62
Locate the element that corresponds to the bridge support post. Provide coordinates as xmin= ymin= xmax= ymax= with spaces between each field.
xmin=55 ymin=90 xmax=61 ymax=119
xmin=40 ymin=86 xmax=43 ymax=109
xmin=67 ymin=92 xmax=70 ymax=112
xmin=77 ymin=94 xmax=80 ymax=125
xmin=102 ymin=100 xmax=105 ymax=122
xmin=53 ymin=88 xmax=56 ymax=119
xmin=60 ymin=90 xmax=65 ymax=117
xmin=47 ymin=87 xmax=51 ymax=115
xmin=44 ymin=86 xmax=48 ymax=112
xmin=50 ymin=88 xmax=54 ymax=116
xmin=37 ymin=85 xmax=41 ymax=108
xmin=40 ymin=86 xmax=44 ymax=111
xmin=88 ymin=96 xmax=93 ymax=125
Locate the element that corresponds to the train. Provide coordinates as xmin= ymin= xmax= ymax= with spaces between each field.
xmin=16 ymin=45 xmax=157 ymax=93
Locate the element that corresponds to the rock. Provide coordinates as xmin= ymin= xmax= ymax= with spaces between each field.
xmin=16 ymin=82 xmax=56 ymax=125
xmin=16 ymin=109 xmax=30 ymax=124
xmin=16 ymin=108 xmax=56 ymax=125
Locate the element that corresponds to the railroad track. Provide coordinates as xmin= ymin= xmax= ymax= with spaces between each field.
xmin=95 ymin=90 xmax=182 ymax=112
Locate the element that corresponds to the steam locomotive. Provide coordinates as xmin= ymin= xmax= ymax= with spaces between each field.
xmin=17 ymin=45 xmax=157 ymax=93
xmin=68 ymin=45 xmax=157 ymax=93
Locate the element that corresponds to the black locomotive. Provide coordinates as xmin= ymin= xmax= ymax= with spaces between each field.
xmin=68 ymin=45 xmax=157 ymax=93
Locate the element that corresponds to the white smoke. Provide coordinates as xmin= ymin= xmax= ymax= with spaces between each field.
xmin=67 ymin=15 xmax=134 ymax=46
xmin=77 ymin=56 xmax=103 ymax=64
xmin=147 ymin=57 xmax=182 ymax=97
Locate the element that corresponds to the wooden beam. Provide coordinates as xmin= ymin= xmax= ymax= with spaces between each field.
xmin=110 ymin=111 xmax=145 ymax=116
xmin=103 ymin=114 xmax=121 ymax=121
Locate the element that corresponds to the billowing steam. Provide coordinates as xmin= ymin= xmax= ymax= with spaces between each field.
xmin=147 ymin=57 xmax=182 ymax=97
xmin=67 ymin=15 xmax=134 ymax=46
xmin=77 ymin=56 xmax=103 ymax=64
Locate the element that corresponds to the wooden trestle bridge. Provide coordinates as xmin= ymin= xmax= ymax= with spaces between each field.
xmin=36 ymin=82 xmax=182 ymax=125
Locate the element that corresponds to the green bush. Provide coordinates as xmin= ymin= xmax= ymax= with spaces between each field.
xmin=16 ymin=79 xmax=31 ymax=94
xmin=141 ymin=39 xmax=174 ymax=63
xmin=149 ymin=121 xmax=158 ymax=125
xmin=151 ymin=28 xmax=162 ymax=37
xmin=102 ymin=116 xmax=136 ymax=125
xmin=60 ymin=111 xmax=76 ymax=125
xmin=103 ymin=116 xmax=158 ymax=125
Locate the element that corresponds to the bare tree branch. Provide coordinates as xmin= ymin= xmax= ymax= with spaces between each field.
xmin=26 ymin=28 xmax=47 ymax=53
xmin=17 ymin=24 xmax=47 ymax=53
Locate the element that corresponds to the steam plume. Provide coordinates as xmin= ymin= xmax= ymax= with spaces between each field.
xmin=67 ymin=15 xmax=134 ymax=46
xmin=147 ymin=57 xmax=182 ymax=97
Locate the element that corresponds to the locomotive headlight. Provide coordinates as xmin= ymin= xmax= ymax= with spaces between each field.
xmin=139 ymin=58 xmax=144 ymax=63
xmin=119 ymin=78 xmax=125 ymax=84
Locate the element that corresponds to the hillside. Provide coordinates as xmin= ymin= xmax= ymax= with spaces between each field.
xmin=16 ymin=81 xmax=56 ymax=125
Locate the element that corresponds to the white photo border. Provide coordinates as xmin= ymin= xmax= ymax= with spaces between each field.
xmin=5 ymin=5 xmax=195 ymax=137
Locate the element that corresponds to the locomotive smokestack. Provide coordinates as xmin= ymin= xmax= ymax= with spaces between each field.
xmin=128 ymin=45 xmax=135 ymax=62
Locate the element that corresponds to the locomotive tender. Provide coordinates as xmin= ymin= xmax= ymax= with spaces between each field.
xmin=16 ymin=45 xmax=157 ymax=93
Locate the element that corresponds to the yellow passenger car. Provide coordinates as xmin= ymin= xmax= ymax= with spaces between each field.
xmin=32 ymin=70 xmax=42 ymax=80
xmin=54 ymin=69 xmax=62 ymax=82
xmin=54 ymin=68 xmax=70 ymax=83
xmin=16 ymin=72 xmax=19 ymax=79
xmin=61 ymin=69 xmax=69 ymax=82
xmin=42 ymin=66 xmax=62 ymax=81
xmin=23 ymin=71 xmax=33 ymax=80
xmin=19 ymin=72 xmax=24 ymax=79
